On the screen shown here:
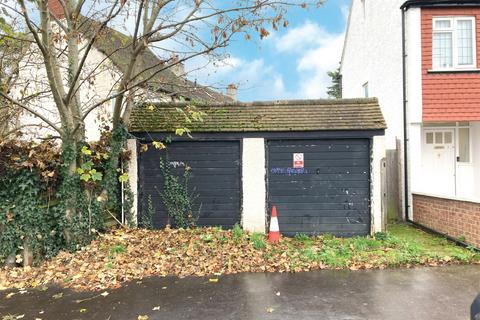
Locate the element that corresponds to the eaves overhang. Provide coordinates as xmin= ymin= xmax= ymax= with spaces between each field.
xmin=401 ymin=0 xmax=480 ymax=10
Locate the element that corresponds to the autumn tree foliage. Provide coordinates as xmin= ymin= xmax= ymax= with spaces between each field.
xmin=0 ymin=0 xmax=323 ymax=256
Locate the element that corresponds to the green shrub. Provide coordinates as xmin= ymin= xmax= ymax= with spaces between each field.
xmin=294 ymin=233 xmax=310 ymax=242
xmin=109 ymin=244 xmax=127 ymax=257
xmin=250 ymin=232 xmax=266 ymax=250
xmin=200 ymin=234 xmax=213 ymax=243
xmin=374 ymin=232 xmax=389 ymax=241
xmin=232 ymin=223 xmax=243 ymax=242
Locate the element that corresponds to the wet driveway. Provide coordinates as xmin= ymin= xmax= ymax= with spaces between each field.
xmin=1 ymin=265 xmax=479 ymax=320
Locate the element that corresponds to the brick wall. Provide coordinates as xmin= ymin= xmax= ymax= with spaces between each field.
xmin=413 ymin=194 xmax=480 ymax=248
xmin=421 ymin=7 xmax=480 ymax=121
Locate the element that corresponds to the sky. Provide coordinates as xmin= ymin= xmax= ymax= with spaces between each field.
xmin=5 ymin=0 xmax=350 ymax=102
xmin=186 ymin=0 xmax=351 ymax=102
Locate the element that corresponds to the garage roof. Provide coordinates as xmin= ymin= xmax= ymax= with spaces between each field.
xmin=129 ymin=98 xmax=386 ymax=133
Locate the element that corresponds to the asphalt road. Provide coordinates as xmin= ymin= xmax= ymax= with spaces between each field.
xmin=1 ymin=265 xmax=479 ymax=320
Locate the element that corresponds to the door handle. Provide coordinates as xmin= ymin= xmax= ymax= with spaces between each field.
xmin=456 ymin=156 xmax=460 ymax=162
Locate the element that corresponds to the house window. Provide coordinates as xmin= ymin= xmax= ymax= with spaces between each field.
xmin=432 ymin=17 xmax=476 ymax=70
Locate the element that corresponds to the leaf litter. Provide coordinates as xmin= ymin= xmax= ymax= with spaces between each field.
xmin=0 ymin=227 xmax=478 ymax=292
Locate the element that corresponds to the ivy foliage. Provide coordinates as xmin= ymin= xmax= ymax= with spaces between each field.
xmin=0 ymin=140 xmax=63 ymax=264
xmin=157 ymin=158 xmax=199 ymax=228
xmin=0 ymin=168 xmax=64 ymax=264
xmin=0 ymin=125 xmax=132 ymax=265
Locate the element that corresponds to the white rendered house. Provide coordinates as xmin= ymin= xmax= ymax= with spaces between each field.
xmin=11 ymin=0 xmax=232 ymax=141
xmin=342 ymin=0 xmax=480 ymax=248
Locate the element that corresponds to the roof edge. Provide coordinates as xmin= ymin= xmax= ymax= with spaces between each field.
xmin=141 ymin=98 xmax=379 ymax=108
xmin=401 ymin=0 xmax=480 ymax=10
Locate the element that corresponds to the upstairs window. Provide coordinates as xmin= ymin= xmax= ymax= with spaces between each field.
xmin=432 ymin=17 xmax=476 ymax=70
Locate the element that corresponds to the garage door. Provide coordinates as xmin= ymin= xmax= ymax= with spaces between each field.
xmin=139 ymin=140 xmax=241 ymax=228
xmin=267 ymin=139 xmax=370 ymax=237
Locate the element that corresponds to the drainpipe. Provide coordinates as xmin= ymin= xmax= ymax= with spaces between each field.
xmin=401 ymin=8 xmax=411 ymax=222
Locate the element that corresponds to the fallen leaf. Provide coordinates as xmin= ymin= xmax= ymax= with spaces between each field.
xmin=138 ymin=316 xmax=149 ymax=320
xmin=152 ymin=306 xmax=161 ymax=311
xmin=79 ymin=308 xmax=87 ymax=313
xmin=276 ymin=291 xmax=281 ymax=296
xmin=52 ymin=292 xmax=63 ymax=299
xmin=266 ymin=307 xmax=274 ymax=313
xmin=6 ymin=292 xmax=16 ymax=299
xmin=100 ymin=291 xmax=109 ymax=297
xmin=209 ymin=278 xmax=219 ymax=283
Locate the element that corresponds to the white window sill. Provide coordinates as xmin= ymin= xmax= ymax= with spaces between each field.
xmin=427 ymin=68 xmax=480 ymax=73
xmin=412 ymin=191 xmax=480 ymax=204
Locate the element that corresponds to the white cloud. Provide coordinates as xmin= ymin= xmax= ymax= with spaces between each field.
xmin=296 ymin=32 xmax=344 ymax=98
xmin=187 ymin=17 xmax=347 ymax=100
xmin=272 ymin=20 xmax=345 ymax=98
xmin=274 ymin=21 xmax=337 ymax=53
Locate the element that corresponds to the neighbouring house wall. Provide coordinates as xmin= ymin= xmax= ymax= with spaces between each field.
xmin=341 ymin=0 xmax=405 ymax=150
xmin=405 ymin=8 xmax=423 ymax=220
xmin=341 ymin=0 xmax=406 ymax=221
xmin=413 ymin=194 xmax=480 ymax=248
xmin=12 ymin=24 xmax=173 ymax=141
xmin=241 ymin=138 xmax=267 ymax=233
xmin=421 ymin=7 xmax=480 ymax=121
xmin=13 ymin=38 xmax=122 ymax=141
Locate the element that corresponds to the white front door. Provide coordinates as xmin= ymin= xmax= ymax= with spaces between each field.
xmin=422 ymin=129 xmax=456 ymax=196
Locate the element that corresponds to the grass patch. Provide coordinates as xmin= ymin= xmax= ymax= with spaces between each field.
xmin=386 ymin=223 xmax=478 ymax=261
xmin=109 ymin=244 xmax=126 ymax=258
xmin=250 ymin=232 xmax=266 ymax=250
xmin=232 ymin=223 xmax=243 ymax=243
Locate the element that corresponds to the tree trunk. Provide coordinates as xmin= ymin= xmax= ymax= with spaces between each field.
xmin=61 ymin=133 xmax=80 ymax=244
xmin=22 ymin=240 xmax=33 ymax=267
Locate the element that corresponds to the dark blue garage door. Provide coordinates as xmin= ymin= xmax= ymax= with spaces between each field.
xmin=267 ymin=139 xmax=371 ymax=237
xmin=139 ymin=140 xmax=241 ymax=228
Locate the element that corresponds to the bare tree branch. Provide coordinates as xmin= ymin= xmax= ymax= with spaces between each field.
xmin=0 ymin=91 xmax=62 ymax=133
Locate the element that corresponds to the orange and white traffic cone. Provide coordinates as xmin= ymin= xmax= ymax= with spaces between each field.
xmin=268 ymin=206 xmax=280 ymax=243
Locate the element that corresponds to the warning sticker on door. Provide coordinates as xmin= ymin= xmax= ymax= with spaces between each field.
xmin=293 ymin=153 xmax=304 ymax=168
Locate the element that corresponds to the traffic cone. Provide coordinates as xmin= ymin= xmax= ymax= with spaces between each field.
xmin=268 ymin=206 xmax=280 ymax=243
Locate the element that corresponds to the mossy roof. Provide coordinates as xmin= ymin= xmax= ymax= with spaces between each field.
xmin=129 ymin=98 xmax=387 ymax=133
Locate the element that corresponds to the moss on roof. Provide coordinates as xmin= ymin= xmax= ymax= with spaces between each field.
xmin=129 ymin=98 xmax=387 ymax=133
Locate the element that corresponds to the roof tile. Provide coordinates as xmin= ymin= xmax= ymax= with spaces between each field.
xmin=129 ymin=98 xmax=387 ymax=133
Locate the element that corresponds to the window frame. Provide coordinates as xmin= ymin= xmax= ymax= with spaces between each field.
xmin=422 ymin=122 xmax=472 ymax=164
xmin=362 ymin=82 xmax=369 ymax=98
xmin=432 ymin=16 xmax=477 ymax=71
